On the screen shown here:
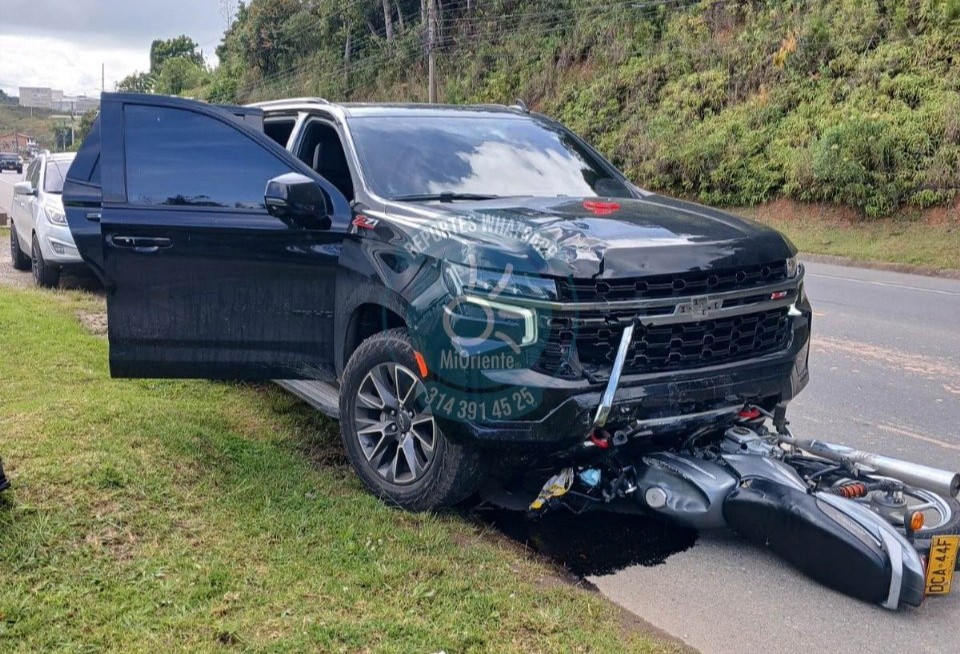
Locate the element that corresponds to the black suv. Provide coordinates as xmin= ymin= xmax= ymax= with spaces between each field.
xmin=0 ymin=152 xmax=23 ymax=174
xmin=64 ymin=94 xmax=810 ymax=510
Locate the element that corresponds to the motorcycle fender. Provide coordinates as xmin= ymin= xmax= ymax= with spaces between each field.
xmin=723 ymin=478 xmax=926 ymax=608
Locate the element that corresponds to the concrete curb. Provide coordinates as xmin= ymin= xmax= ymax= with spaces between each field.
xmin=799 ymin=252 xmax=960 ymax=280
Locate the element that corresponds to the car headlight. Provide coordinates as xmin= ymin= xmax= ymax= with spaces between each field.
xmin=442 ymin=261 xmax=557 ymax=301
xmin=786 ymin=255 xmax=800 ymax=279
xmin=46 ymin=208 xmax=67 ymax=225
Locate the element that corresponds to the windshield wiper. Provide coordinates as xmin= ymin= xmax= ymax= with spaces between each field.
xmin=393 ymin=192 xmax=501 ymax=203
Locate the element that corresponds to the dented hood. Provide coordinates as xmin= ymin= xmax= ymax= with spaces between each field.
xmin=385 ymin=194 xmax=795 ymax=279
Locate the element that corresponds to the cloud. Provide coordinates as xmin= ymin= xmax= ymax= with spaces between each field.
xmin=0 ymin=0 xmax=234 ymax=96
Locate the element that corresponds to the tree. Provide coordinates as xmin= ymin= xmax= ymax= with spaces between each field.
xmin=77 ymin=109 xmax=99 ymax=142
xmin=150 ymin=35 xmax=205 ymax=74
xmin=116 ymin=71 xmax=154 ymax=93
xmin=114 ymin=34 xmax=206 ymax=97
xmin=154 ymin=57 xmax=210 ymax=96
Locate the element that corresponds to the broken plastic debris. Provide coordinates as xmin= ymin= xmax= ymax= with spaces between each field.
xmin=530 ymin=468 xmax=575 ymax=511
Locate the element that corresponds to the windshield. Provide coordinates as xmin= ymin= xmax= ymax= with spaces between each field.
xmin=347 ymin=115 xmax=631 ymax=200
xmin=44 ymin=159 xmax=73 ymax=194
xmin=0 ymin=153 xmax=16 ymax=161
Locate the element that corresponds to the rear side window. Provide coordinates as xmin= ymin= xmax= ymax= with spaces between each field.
xmin=124 ymin=104 xmax=292 ymax=210
xmin=264 ymin=117 xmax=296 ymax=147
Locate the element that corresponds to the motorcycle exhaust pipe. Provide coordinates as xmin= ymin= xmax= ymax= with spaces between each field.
xmin=795 ymin=439 xmax=960 ymax=498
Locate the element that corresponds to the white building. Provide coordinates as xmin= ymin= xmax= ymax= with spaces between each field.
xmin=54 ymin=96 xmax=100 ymax=114
xmin=19 ymin=87 xmax=55 ymax=109
xmin=19 ymin=88 xmax=98 ymax=114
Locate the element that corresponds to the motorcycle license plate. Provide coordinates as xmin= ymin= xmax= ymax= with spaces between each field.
xmin=925 ymin=535 xmax=960 ymax=596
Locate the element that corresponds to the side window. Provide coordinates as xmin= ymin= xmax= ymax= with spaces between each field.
xmin=124 ymin=104 xmax=294 ymax=210
xmin=28 ymin=161 xmax=41 ymax=188
xmin=296 ymin=120 xmax=355 ymax=202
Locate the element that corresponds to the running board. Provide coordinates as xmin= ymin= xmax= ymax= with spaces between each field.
xmin=274 ymin=379 xmax=341 ymax=419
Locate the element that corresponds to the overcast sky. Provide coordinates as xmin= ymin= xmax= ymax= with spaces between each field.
xmin=0 ymin=0 xmax=237 ymax=97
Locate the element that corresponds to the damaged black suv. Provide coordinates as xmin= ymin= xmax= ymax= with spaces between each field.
xmin=64 ymin=94 xmax=811 ymax=511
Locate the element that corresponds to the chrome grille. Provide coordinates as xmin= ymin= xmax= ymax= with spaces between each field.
xmin=555 ymin=261 xmax=789 ymax=302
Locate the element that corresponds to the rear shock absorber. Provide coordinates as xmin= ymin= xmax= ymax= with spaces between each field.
xmin=827 ymin=482 xmax=869 ymax=499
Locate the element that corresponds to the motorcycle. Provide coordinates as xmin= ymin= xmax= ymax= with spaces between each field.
xmin=525 ymin=325 xmax=960 ymax=610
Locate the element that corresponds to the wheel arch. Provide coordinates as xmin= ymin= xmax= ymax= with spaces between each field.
xmin=338 ymin=299 xmax=408 ymax=377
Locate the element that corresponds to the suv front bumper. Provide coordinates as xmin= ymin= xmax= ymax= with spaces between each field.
xmin=435 ymin=311 xmax=810 ymax=449
xmin=36 ymin=221 xmax=84 ymax=265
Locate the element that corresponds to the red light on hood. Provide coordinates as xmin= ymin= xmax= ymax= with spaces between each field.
xmin=583 ymin=200 xmax=620 ymax=216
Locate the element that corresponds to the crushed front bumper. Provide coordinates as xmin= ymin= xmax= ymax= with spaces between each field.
xmin=438 ymin=328 xmax=809 ymax=447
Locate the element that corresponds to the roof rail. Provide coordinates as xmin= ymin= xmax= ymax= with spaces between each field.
xmin=248 ymin=97 xmax=331 ymax=108
xmin=510 ymin=98 xmax=530 ymax=113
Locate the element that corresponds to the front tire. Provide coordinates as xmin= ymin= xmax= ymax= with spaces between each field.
xmin=31 ymin=235 xmax=60 ymax=288
xmin=9 ymin=227 xmax=31 ymax=270
xmin=339 ymin=328 xmax=485 ymax=511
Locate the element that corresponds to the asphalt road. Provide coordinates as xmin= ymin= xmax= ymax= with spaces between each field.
xmin=592 ymin=261 xmax=960 ymax=654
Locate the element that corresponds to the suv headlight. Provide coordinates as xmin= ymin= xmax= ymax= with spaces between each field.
xmin=46 ymin=207 xmax=68 ymax=225
xmin=441 ymin=262 xmax=555 ymax=351
xmin=785 ymin=255 xmax=800 ymax=279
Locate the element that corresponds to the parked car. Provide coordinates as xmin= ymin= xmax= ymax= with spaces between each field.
xmin=63 ymin=93 xmax=811 ymax=511
xmin=9 ymin=152 xmax=82 ymax=287
xmin=0 ymin=152 xmax=23 ymax=174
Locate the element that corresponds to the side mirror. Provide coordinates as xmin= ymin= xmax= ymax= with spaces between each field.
xmin=13 ymin=182 xmax=36 ymax=197
xmin=264 ymin=173 xmax=331 ymax=229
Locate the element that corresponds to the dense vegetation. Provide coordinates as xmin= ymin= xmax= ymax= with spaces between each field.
xmin=143 ymin=0 xmax=960 ymax=218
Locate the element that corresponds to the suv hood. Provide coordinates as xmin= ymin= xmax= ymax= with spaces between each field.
xmin=384 ymin=194 xmax=795 ymax=279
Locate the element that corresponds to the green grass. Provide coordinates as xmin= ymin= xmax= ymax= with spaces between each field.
xmin=0 ymin=286 xmax=675 ymax=653
xmin=736 ymin=205 xmax=960 ymax=270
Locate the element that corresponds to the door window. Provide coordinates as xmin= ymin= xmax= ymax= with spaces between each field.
xmin=296 ymin=120 xmax=354 ymax=202
xmin=124 ymin=104 xmax=293 ymax=210
xmin=27 ymin=160 xmax=41 ymax=189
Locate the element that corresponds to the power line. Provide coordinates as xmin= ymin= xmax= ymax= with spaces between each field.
xmin=239 ymin=0 xmax=708 ymax=102
xmin=256 ymin=0 xmax=708 ymax=101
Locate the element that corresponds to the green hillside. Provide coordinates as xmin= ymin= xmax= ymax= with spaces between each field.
xmin=0 ymin=104 xmax=59 ymax=150
xmin=193 ymin=0 xmax=960 ymax=218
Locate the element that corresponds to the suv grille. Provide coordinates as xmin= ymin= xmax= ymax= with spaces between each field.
xmin=555 ymin=261 xmax=789 ymax=302
xmin=536 ymin=307 xmax=793 ymax=379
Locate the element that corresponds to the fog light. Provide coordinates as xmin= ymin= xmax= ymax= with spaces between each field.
xmin=50 ymin=241 xmax=65 ymax=255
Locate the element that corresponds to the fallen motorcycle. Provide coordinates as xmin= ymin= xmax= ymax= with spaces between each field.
xmin=525 ymin=326 xmax=960 ymax=610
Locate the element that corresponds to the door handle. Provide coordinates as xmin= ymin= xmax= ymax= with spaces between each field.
xmin=109 ymin=235 xmax=173 ymax=251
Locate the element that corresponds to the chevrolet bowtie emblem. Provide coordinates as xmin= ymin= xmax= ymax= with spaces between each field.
xmin=675 ymin=297 xmax=723 ymax=318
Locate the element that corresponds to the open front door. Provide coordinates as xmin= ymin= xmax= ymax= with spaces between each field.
xmin=63 ymin=93 xmax=351 ymax=380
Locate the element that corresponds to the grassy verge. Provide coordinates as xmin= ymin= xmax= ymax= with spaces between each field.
xmin=736 ymin=202 xmax=960 ymax=271
xmin=0 ymin=285 xmax=676 ymax=653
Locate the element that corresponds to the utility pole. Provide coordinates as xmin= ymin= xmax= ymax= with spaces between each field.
xmin=427 ymin=0 xmax=437 ymax=103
